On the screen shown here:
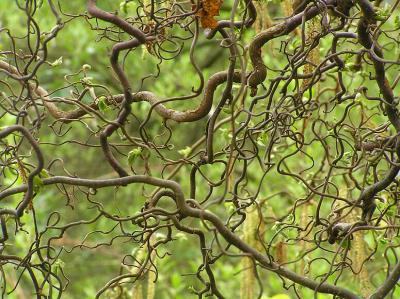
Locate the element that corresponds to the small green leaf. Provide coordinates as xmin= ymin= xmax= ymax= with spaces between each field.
xmin=127 ymin=147 xmax=142 ymax=165
xmin=386 ymin=207 xmax=395 ymax=217
xmin=54 ymin=258 xmax=65 ymax=268
xmin=97 ymin=96 xmax=109 ymax=113
xmin=354 ymin=92 xmax=363 ymax=104
xmin=50 ymin=56 xmax=63 ymax=67
xmin=395 ymin=16 xmax=400 ymax=27
xmin=178 ymin=146 xmax=191 ymax=157
xmin=379 ymin=238 xmax=388 ymax=245
xmin=81 ymin=77 xmax=93 ymax=85
xmin=257 ymin=131 xmax=268 ymax=146
xmin=375 ymin=7 xmax=390 ymax=21
xmin=119 ymin=1 xmax=134 ymax=14
xmin=40 ymin=169 xmax=50 ymax=178
xmin=224 ymin=202 xmax=235 ymax=213
xmin=120 ymin=1 xmax=128 ymax=14
xmin=339 ymin=238 xmax=350 ymax=249
xmin=40 ymin=33 xmax=48 ymax=45
xmin=272 ymin=221 xmax=282 ymax=232
xmin=54 ymin=258 xmax=65 ymax=275
xmin=33 ymin=176 xmax=44 ymax=193
xmin=222 ymin=107 xmax=231 ymax=114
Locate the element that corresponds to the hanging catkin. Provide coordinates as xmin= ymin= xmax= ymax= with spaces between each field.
xmin=240 ymin=206 xmax=264 ymax=299
xmin=283 ymin=1 xmax=300 ymax=35
xmin=302 ymin=17 xmax=320 ymax=90
xmin=339 ymin=188 xmax=372 ymax=297
xmin=253 ymin=1 xmax=272 ymax=33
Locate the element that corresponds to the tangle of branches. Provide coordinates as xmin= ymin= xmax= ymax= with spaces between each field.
xmin=1 ymin=0 xmax=400 ymax=298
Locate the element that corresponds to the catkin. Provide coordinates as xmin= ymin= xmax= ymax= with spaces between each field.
xmin=254 ymin=1 xmax=272 ymax=33
xmin=240 ymin=206 xmax=264 ymax=299
xmin=302 ymin=17 xmax=321 ymax=90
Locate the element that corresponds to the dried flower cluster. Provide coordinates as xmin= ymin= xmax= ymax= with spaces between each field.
xmin=198 ymin=0 xmax=224 ymax=29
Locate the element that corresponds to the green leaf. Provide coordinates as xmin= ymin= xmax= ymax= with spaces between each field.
xmin=119 ymin=1 xmax=134 ymax=14
xmin=54 ymin=258 xmax=65 ymax=276
xmin=40 ymin=169 xmax=50 ymax=178
xmin=386 ymin=206 xmax=395 ymax=217
xmin=272 ymin=221 xmax=282 ymax=232
xmin=285 ymin=214 xmax=294 ymax=223
xmin=120 ymin=1 xmax=128 ymax=14
xmin=81 ymin=77 xmax=93 ymax=85
xmin=257 ymin=131 xmax=268 ymax=146
xmin=33 ymin=176 xmax=44 ymax=193
xmin=97 ymin=96 xmax=109 ymax=113
xmin=50 ymin=56 xmax=63 ymax=67
xmin=379 ymin=237 xmax=388 ymax=245
xmin=178 ymin=146 xmax=191 ymax=157
xmin=375 ymin=7 xmax=390 ymax=21
xmin=354 ymin=92 xmax=363 ymax=104
xmin=339 ymin=238 xmax=350 ymax=249
xmin=127 ymin=147 xmax=142 ymax=165
xmin=224 ymin=202 xmax=235 ymax=213
xmin=222 ymin=107 xmax=231 ymax=114
xmin=395 ymin=16 xmax=400 ymax=27
xmin=54 ymin=259 xmax=65 ymax=267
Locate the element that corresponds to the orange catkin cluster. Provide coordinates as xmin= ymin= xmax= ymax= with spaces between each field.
xmin=198 ymin=0 xmax=223 ymax=29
